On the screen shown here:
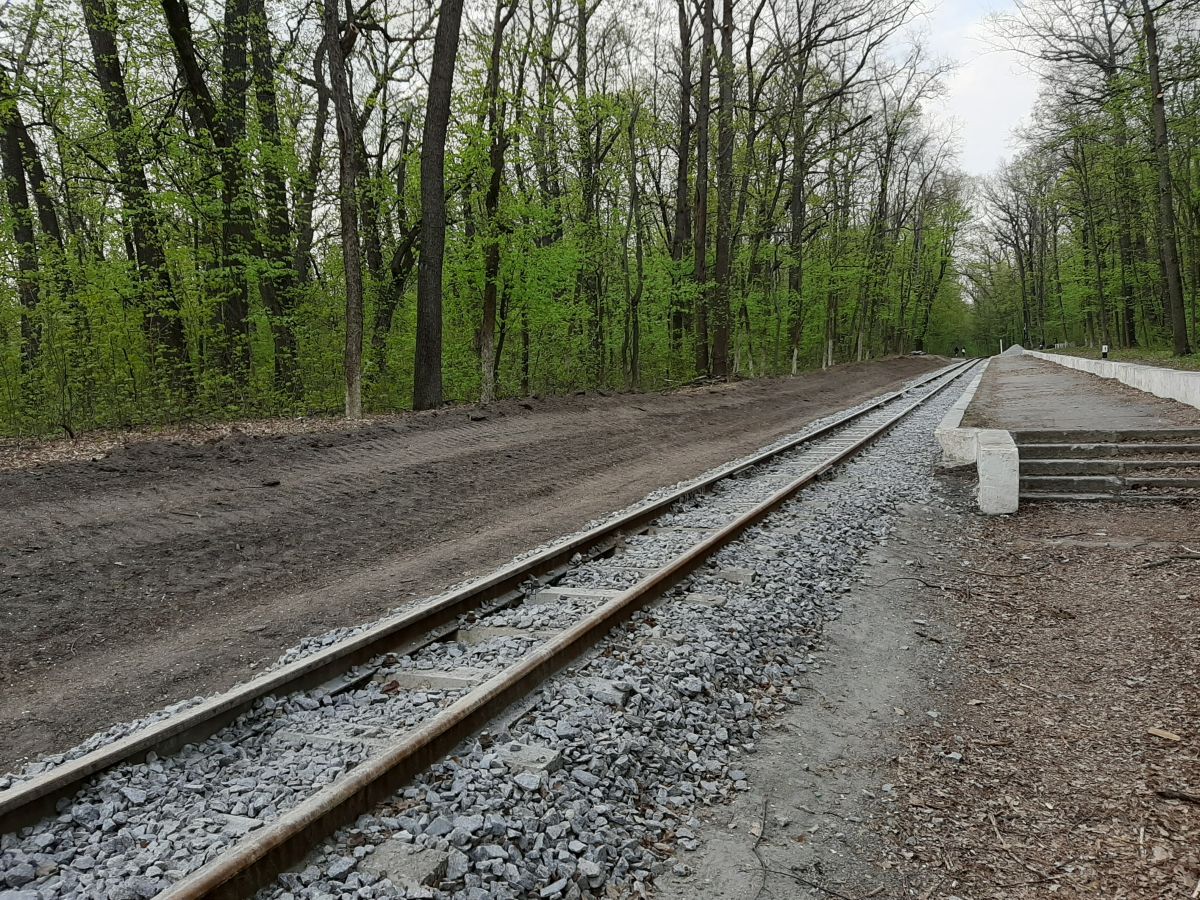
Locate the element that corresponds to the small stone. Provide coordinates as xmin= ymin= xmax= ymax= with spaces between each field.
xmin=109 ymin=875 xmax=159 ymax=900
xmin=540 ymin=877 xmax=569 ymax=897
xmin=446 ymin=849 xmax=470 ymax=881
xmin=327 ymin=856 xmax=356 ymax=880
xmin=514 ymin=771 xmax=542 ymax=791
xmin=453 ymin=814 xmax=485 ymax=834
xmin=4 ymin=865 xmax=35 ymax=889
xmin=424 ymin=816 xmax=454 ymax=837
xmin=119 ymin=787 xmax=147 ymax=805
xmin=572 ymin=768 xmax=600 ymax=788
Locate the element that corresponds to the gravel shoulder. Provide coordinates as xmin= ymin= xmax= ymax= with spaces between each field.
xmin=653 ymin=496 xmax=967 ymax=900
xmin=0 ymin=357 xmax=939 ymax=773
xmin=653 ymin=480 xmax=1200 ymax=900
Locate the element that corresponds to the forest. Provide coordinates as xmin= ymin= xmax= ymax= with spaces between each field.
xmin=0 ymin=0 xmax=977 ymax=433
xmin=0 ymin=0 xmax=1194 ymax=434
xmin=970 ymin=0 xmax=1200 ymax=360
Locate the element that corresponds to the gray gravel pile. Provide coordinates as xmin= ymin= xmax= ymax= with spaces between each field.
xmin=247 ymin=378 xmax=961 ymax=900
xmin=479 ymin=597 xmax=605 ymax=631
xmin=553 ymin=565 xmax=646 ymax=591
xmin=391 ymin=637 xmax=544 ymax=674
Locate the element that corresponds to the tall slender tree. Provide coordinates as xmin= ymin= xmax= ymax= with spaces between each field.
xmin=414 ymin=0 xmax=467 ymax=410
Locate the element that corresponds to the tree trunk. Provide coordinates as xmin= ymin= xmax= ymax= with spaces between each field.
xmin=294 ymin=43 xmax=329 ymax=285
xmin=787 ymin=90 xmax=806 ymax=356
xmin=83 ymin=0 xmax=184 ymax=357
xmin=413 ymin=0 xmax=466 ymax=409
xmin=325 ymin=2 xmax=364 ymax=419
xmin=0 ymin=83 xmax=40 ymax=366
xmin=248 ymin=0 xmax=298 ymax=386
xmin=626 ymin=105 xmax=644 ymax=389
xmin=218 ymin=0 xmax=252 ymax=357
xmin=693 ymin=0 xmax=714 ymax=374
xmin=1140 ymin=0 xmax=1191 ymax=354
xmin=669 ymin=0 xmax=692 ymax=348
xmin=479 ymin=0 xmax=517 ymax=404
xmin=710 ymin=0 xmax=733 ymax=377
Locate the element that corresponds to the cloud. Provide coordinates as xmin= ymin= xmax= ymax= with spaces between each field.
xmin=921 ymin=0 xmax=1041 ymax=176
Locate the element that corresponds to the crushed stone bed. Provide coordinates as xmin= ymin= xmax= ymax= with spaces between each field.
xmin=245 ymin=388 xmax=959 ymax=900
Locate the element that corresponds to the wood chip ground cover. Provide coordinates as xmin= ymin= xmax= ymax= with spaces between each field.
xmin=879 ymin=501 xmax=1200 ymax=899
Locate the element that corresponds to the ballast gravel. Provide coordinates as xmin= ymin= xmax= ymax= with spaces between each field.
xmin=242 ymin=376 xmax=964 ymax=900
xmin=0 ymin=365 xmax=970 ymax=900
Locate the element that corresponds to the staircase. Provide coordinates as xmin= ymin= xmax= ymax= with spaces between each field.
xmin=1015 ymin=429 xmax=1200 ymax=501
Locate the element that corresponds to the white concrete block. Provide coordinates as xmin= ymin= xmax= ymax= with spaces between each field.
xmin=936 ymin=424 xmax=982 ymax=467
xmin=976 ymin=430 xmax=1019 ymax=515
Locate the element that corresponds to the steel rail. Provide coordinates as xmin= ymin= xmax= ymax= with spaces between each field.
xmin=0 ymin=360 xmax=973 ymax=834
xmin=155 ymin=358 xmax=980 ymax=900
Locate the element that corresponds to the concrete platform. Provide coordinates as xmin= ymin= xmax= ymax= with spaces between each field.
xmin=956 ymin=354 xmax=1200 ymax=506
xmin=963 ymin=355 xmax=1200 ymax=431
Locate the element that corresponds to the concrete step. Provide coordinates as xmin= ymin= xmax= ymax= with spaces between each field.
xmin=1020 ymin=458 xmax=1200 ymax=475
xmin=1016 ymin=442 xmax=1200 ymax=459
xmin=1020 ymin=475 xmax=1121 ymax=494
xmin=1021 ymin=475 xmax=1200 ymax=495
xmin=1020 ymin=492 xmax=1200 ymax=502
xmin=1013 ymin=428 xmax=1200 ymax=444
xmin=1125 ymin=476 xmax=1200 ymax=490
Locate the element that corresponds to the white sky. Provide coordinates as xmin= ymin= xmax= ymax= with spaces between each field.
xmin=920 ymin=0 xmax=1042 ymax=176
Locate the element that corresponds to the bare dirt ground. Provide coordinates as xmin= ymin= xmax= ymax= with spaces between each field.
xmin=881 ymin=499 xmax=1200 ymax=899
xmin=0 ymin=357 xmax=940 ymax=773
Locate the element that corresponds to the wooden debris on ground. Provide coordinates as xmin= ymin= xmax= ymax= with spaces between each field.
xmin=872 ymin=503 xmax=1200 ymax=899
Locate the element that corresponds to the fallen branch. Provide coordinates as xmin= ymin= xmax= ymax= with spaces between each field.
xmin=1156 ymin=788 xmax=1200 ymax=806
xmin=1139 ymin=553 xmax=1200 ymax=570
xmin=760 ymin=868 xmax=859 ymax=900
xmin=960 ymin=561 xmax=1052 ymax=579
xmin=868 ymin=575 xmax=962 ymax=592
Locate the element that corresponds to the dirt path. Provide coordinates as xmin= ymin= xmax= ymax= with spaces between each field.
xmin=653 ymin=499 xmax=964 ymax=900
xmin=0 ymin=358 xmax=940 ymax=772
xmin=653 ymin=482 xmax=1200 ymax=899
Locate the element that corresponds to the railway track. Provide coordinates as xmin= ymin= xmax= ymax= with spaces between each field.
xmin=0 ymin=358 xmax=977 ymax=900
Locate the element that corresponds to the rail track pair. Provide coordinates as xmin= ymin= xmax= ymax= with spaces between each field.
xmin=0 ymin=358 xmax=978 ymax=900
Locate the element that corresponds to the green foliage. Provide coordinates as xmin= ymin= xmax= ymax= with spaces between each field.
xmin=0 ymin=0 xmax=976 ymax=437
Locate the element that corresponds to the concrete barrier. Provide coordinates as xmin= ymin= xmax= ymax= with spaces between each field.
xmin=1024 ymin=350 xmax=1200 ymax=411
xmin=976 ymin=429 xmax=1019 ymax=515
xmin=935 ymin=359 xmax=991 ymax=466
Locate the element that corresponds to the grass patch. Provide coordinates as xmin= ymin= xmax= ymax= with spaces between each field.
xmin=1051 ymin=346 xmax=1200 ymax=372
